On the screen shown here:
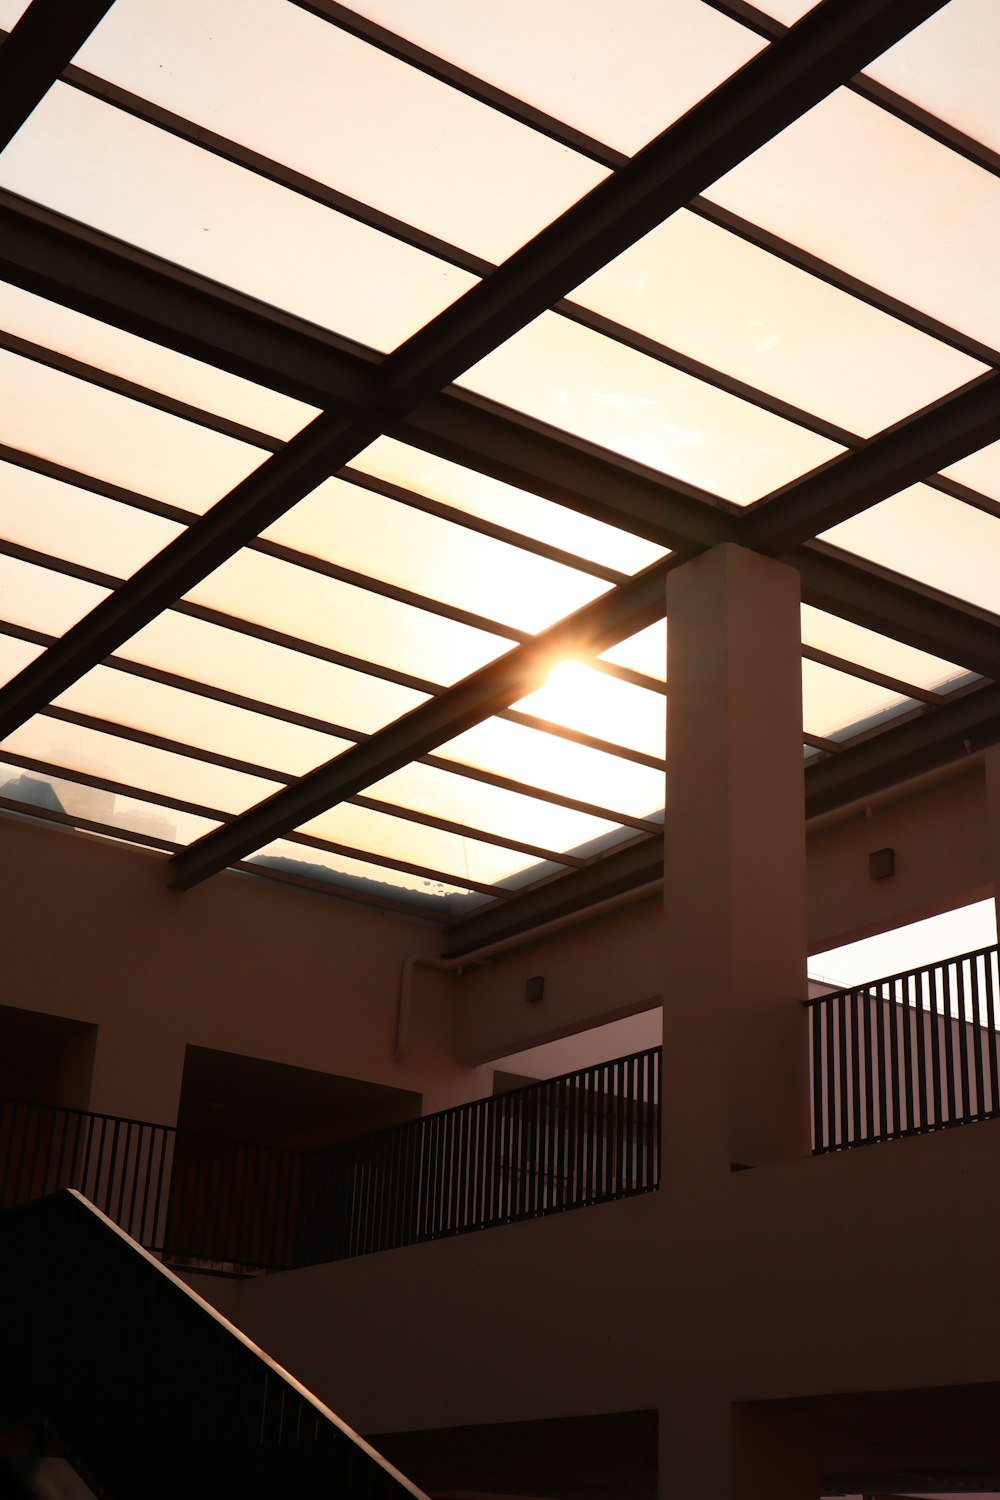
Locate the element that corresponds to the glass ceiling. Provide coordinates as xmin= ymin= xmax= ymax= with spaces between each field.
xmin=0 ymin=0 xmax=997 ymax=934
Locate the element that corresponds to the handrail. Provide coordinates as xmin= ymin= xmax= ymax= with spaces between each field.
xmin=298 ymin=1046 xmax=661 ymax=1265
xmin=805 ymin=942 xmax=1000 ymax=1151
xmin=802 ymin=940 xmax=1000 ymax=1008
xmin=0 ymin=1189 xmax=426 ymax=1500
xmin=0 ymin=1045 xmax=662 ymax=1273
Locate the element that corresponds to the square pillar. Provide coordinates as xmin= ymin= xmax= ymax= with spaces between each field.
xmin=662 ymin=544 xmax=810 ymax=1170
xmin=661 ymin=1397 xmax=820 ymax=1500
xmin=985 ymin=746 xmax=1000 ymax=936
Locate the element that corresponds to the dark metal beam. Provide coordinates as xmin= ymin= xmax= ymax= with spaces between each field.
xmin=168 ymin=556 xmax=676 ymax=888
xmin=0 ymin=0 xmax=114 ymax=152
xmin=1 ymin=0 xmax=931 ymax=753
xmin=741 ymin=371 xmax=1000 ymax=555
xmin=792 ymin=543 xmax=1000 ymax=681
xmin=445 ymin=679 xmax=1000 ymax=953
xmin=443 ymin=835 xmax=666 ymax=957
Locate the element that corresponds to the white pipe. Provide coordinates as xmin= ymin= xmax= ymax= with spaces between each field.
xmin=393 ymin=877 xmax=663 ymax=1062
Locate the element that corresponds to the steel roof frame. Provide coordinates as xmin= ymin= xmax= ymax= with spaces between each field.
xmin=2 ymin=0 xmax=998 ymax=931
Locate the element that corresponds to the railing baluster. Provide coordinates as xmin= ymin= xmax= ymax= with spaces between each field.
xmin=939 ymin=963 xmax=955 ymax=1127
xmin=873 ymin=985 xmax=887 ymax=1142
xmin=928 ymin=964 xmax=943 ymax=1129
xmin=956 ymin=959 xmax=972 ymax=1121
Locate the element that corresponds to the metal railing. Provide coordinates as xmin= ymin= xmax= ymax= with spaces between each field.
xmin=0 ymin=1190 xmax=425 ymax=1500
xmin=298 ymin=1047 xmax=661 ymax=1264
xmin=806 ymin=943 xmax=1000 ymax=1152
xmin=0 ymin=1046 xmax=661 ymax=1273
xmin=0 ymin=1096 xmax=304 ymax=1271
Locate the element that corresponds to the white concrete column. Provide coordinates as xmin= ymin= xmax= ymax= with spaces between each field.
xmin=985 ymin=745 xmax=1000 ymax=937
xmin=662 ymin=543 xmax=811 ymax=1172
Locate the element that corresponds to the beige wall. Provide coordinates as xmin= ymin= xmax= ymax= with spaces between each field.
xmin=0 ymin=756 xmax=993 ymax=1125
xmin=0 ymin=811 xmax=477 ymax=1123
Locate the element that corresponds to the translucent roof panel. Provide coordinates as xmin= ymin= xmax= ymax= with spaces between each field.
xmin=801 ymin=659 xmax=914 ymax=742
xmin=0 ymin=85 xmax=477 ymax=350
xmin=0 ymin=461 xmax=181 ymax=577
xmin=0 ymin=282 xmax=317 ymax=441
xmin=77 ymin=0 xmax=607 ymax=266
xmin=262 ymin=476 xmax=608 ymax=636
xmin=0 ymin=348 xmax=267 ymax=511
xmin=800 ymin=605 xmax=968 ymax=695
xmin=346 ymin=0 xmax=765 ymax=157
xmin=0 ymin=631 xmax=42 ymax=690
xmin=708 ymin=87 xmax=1000 ymax=352
xmin=570 ymin=208 xmax=985 ymax=437
xmin=0 ymin=759 xmax=217 ymax=849
xmin=600 ymin=621 xmax=668 ymax=681
xmin=353 ymin=438 xmax=667 ymax=575
xmin=184 ymin=550 xmax=513 ymax=688
xmin=941 ymin=439 xmax=1000 ymax=503
xmin=0 ymin=553 xmax=107 ymax=638
xmin=458 ymin=312 xmax=842 ymax=504
xmin=439 ymin=716 xmax=665 ymax=822
xmin=49 ymin=665 xmax=350 ymax=780
xmin=820 ymin=486 xmax=1000 ymax=617
xmin=513 ymin=660 xmax=665 ymax=761
xmin=118 ymin=613 xmax=427 ymax=736
xmin=4 ymin=714 xmax=280 ymax=816
xmin=298 ymin=800 xmax=548 ymax=891
xmin=867 ymin=0 xmax=1000 ymax=156
xmin=362 ymin=759 xmax=621 ymax=856
xmin=250 ymin=838 xmax=478 ymax=914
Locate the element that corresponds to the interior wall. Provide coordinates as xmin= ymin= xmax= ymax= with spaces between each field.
xmin=0 ymin=812 xmax=478 ymax=1127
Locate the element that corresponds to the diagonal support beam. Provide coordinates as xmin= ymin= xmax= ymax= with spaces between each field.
xmin=0 ymin=0 xmax=114 ymax=152
xmin=168 ymin=556 xmax=678 ymax=889
xmin=0 ymin=0 xmax=947 ymax=747
xmin=741 ymin=371 xmax=1000 ymax=555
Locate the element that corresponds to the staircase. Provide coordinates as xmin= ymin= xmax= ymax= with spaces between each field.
xmin=0 ymin=1191 xmax=426 ymax=1500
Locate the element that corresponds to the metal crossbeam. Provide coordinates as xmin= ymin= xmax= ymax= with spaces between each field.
xmin=0 ymin=0 xmax=947 ymax=749
xmin=0 ymin=0 xmax=115 ymax=152
xmin=741 ymin=372 xmax=1000 ymax=555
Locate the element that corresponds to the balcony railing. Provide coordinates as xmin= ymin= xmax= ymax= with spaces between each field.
xmin=806 ymin=943 xmax=1000 ymax=1152
xmin=0 ymin=1046 xmax=661 ymax=1273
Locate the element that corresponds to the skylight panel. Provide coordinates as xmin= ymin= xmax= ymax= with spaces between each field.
xmin=800 ymin=604 xmax=969 ymax=695
xmin=297 ymin=799 xmax=556 ymax=890
xmin=0 ymin=282 xmax=317 ymax=441
xmin=343 ymin=0 xmax=765 ymax=157
xmin=940 ymin=437 xmax=1000 ymax=503
xmin=512 ymin=662 xmax=666 ymax=761
xmin=0 ymin=348 xmax=267 ymax=511
xmin=362 ymin=759 xmax=620 ymax=856
xmin=801 ymin=658 xmax=915 ymax=741
xmin=569 ymin=207 xmax=986 ymax=439
xmin=457 ymin=312 xmax=842 ymax=505
xmin=819 ymin=484 xmax=1000 ymax=618
xmin=707 ymin=87 xmax=1000 ymax=352
xmin=48 ymin=665 xmax=352 ymax=780
xmin=0 ymin=758 xmax=217 ymax=849
xmin=76 ymin=0 xmax=607 ymax=266
xmin=261 ymin=476 xmax=609 ymax=637
xmin=0 ymin=461 xmax=181 ymax=577
xmin=0 ymin=85 xmax=477 ymax=351
xmin=3 ymin=714 xmax=281 ymax=815
xmin=247 ymin=838 xmax=478 ymax=913
xmin=0 ymin=552 xmax=107 ymax=638
xmin=863 ymin=0 xmax=1000 ymax=157
xmin=600 ymin=621 xmax=668 ymax=681
xmin=0 ymin=631 xmax=41 ymax=691
xmin=120 ymin=613 xmax=427 ymax=736
xmin=439 ymin=716 xmax=665 ymax=821
xmin=183 ymin=550 xmax=514 ymax=690
xmin=353 ymin=438 xmax=667 ymax=575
